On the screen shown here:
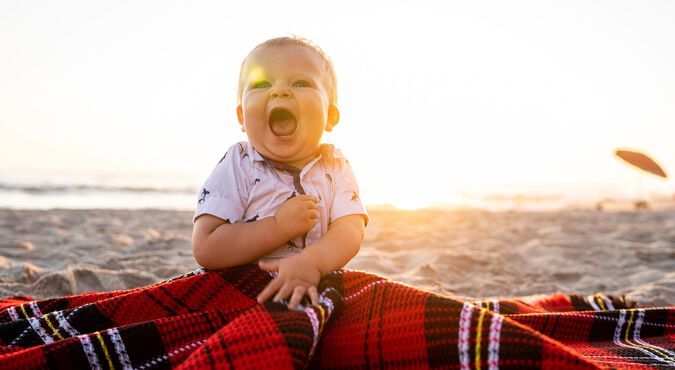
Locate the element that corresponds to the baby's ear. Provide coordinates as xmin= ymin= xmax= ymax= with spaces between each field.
xmin=326 ymin=104 xmax=340 ymax=132
xmin=236 ymin=105 xmax=244 ymax=125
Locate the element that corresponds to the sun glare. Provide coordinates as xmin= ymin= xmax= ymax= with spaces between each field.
xmin=248 ymin=67 xmax=265 ymax=84
xmin=1 ymin=2 xmax=674 ymax=211
xmin=391 ymin=198 xmax=433 ymax=211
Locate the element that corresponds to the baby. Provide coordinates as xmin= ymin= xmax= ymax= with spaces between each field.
xmin=192 ymin=36 xmax=368 ymax=309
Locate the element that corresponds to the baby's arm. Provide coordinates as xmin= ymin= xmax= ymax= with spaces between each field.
xmin=299 ymin=214 xmax=366 ymax=275
xmin=192 ymin=195 xmax=319 ymax=270
xmin=257 ymin=214 xmax=366 ymax=309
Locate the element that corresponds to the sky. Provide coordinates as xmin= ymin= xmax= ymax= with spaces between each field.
xmin=1 ymin=1 xmax=674 ymax=209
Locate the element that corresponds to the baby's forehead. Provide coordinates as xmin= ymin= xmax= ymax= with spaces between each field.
xmin=242 ymin=45 xmax=328 ymax=77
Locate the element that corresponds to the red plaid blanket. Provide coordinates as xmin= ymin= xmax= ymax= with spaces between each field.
xmin=0 ymin=265 xmax=673 ymax=369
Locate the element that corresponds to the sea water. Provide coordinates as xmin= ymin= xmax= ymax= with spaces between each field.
xmin=1 ymin=170 xmax=671 ymax=211
xmin=0 ymin=170 xmax=200 ymax=210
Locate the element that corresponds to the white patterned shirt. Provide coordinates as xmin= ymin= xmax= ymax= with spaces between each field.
xmin=194 ymin=141 xmax=368 ymax=261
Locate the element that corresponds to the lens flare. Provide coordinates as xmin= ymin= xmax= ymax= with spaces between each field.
xmin=248 ymin=66 xmax=265 ymax=84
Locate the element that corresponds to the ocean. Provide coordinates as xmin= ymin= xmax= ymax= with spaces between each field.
xmin=0 ymin=170 xmax=201 ymax=211
xmin=1 ymin=170 xmax=672 ymax=212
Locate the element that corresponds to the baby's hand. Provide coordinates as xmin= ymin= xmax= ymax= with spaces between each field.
xmin=257 ymin=254 xmax=321 ymax=310
xmin=274 ymin=195 xmax=318 ymax=239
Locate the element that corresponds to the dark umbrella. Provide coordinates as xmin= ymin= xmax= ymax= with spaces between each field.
xmin=615 ymin=149 xmax=668 ymax=179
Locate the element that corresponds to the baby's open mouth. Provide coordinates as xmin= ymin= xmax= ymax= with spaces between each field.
xmin=268 ymin=108 xmax=297 ymax=137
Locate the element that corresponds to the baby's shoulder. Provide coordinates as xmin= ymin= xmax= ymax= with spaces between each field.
xmin=230 ymin=141 xmax=249 ymax=157
xmin=220 ymin=141 xmax=249 ymax=160
xmin=321 ymin=144 xmax=351 ymax=167
xmin=215 ymin=141 xmax=256 ymax=171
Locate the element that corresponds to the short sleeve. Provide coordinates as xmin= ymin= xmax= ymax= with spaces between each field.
xmin=193 ymin=143 xmax=250 ymax=223
xmin=330 ymin=158 xmax=369 ymax=227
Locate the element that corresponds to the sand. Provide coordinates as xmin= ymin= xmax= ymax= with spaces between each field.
xmin=1 ymin=208 xmax=673 ymax=307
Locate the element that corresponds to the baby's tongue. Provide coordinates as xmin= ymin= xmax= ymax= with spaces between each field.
xmin=269 ymin=109 xmax=297 ymax=136
xmin=270 ymin=119 xmax=296 ymax=136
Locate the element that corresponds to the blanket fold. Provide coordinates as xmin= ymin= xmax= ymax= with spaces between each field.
xmin=0 ymin=265 xmax=673 ymax=369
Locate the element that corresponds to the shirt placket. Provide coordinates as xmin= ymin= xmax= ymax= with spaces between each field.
xmin=261 ymin=157 xmax=309 ymax=250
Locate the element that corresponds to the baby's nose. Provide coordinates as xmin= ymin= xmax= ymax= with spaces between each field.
xmin=270 ymin=85 xmax=291 ymax=98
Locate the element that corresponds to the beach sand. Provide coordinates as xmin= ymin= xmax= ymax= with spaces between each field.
xmin=1 ymin=208 xmax=673 ymax=307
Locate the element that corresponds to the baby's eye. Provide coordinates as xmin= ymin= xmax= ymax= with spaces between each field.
xmin=252 ymin=81 xmax=271 ymax=89
xmin=292 ymin=80 xmax=310 ymax=88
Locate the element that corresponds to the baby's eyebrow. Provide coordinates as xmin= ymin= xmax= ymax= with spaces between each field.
xmin=290 ymin=73 xmax=320 ymax=82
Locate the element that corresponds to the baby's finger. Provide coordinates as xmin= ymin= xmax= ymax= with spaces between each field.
xmin=273 ymin=284 xmax=295 ymax=303
xmin=301 ymin=195 xmax=319 ymax=204
xmin=307 ymin=209 xmax=319 ymax=220
xmin=259 ymin=259 xmax=280 ymax=272
xmin=257 ymin=277 xmax=283 ymax=304
xmin=288 ymin=286 xmax=306 ymax=310
xmin=307 ymin=286 xmax=319 ymax=306
xmin=303 ymin=199 xmax=318 ymax=209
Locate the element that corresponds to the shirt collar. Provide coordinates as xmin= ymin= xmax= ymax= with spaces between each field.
xmin=248 ymin=143 xmax=344 ymax=171
xmin=246 ymin=142 xmax=265 ymax=163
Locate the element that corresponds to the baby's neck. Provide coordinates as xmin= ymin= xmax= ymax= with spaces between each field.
xmin=261 ymin=149 xmax=326 ymax=171
xmin=282 ymin=155 xmax=318 ymax=170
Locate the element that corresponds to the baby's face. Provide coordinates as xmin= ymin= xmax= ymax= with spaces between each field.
xmin=237 ymin=45 xmax=338 ymax=168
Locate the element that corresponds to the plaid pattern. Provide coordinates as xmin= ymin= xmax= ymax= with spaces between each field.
xmin=0 ymin=266 xmax=673 ymax=369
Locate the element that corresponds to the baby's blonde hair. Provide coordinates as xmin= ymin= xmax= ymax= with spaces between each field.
xmin=237 ymin=36 xmax=338 ymax=106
